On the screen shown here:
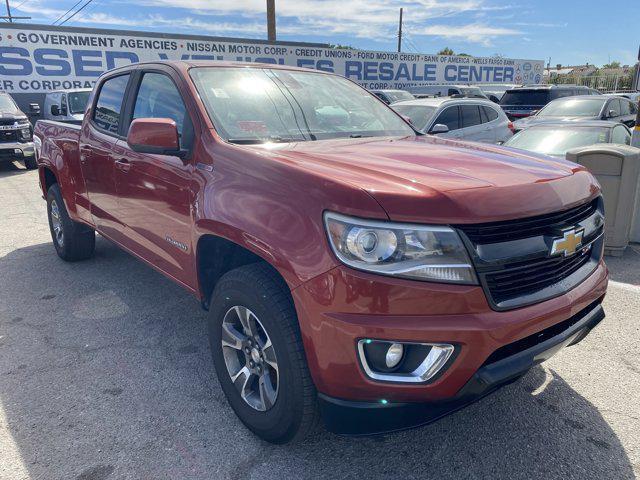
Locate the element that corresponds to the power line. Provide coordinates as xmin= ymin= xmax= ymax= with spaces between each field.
xmin=58 ymin=0 xmax=93 ymax=25
xmin=52 ymin=0 xmax=85 ymax=25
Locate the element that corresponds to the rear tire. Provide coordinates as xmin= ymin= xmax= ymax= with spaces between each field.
xmin=208 ymin=263 xmax=318 ymax=444
xmin=47 ymin=184 xmax=95 ymax=261
xmin=23 ymin=156 xmax=37 ymax=170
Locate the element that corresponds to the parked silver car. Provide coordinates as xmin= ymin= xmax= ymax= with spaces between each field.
xmin=503 ymin=120 xmax=631 ymax=157
xmin=392 ymin=97 xmax=514 ymax=143
xmin=512 ymin=95 xmax=637 ymax=132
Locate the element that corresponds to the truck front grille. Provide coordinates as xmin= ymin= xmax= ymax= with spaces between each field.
xmin=0 ymin=130 xmax=18 ymax=143
xmin=459 ymin=199 xmax=598 ymax=244
xmin=484 ymin=248 xmax=592 ymax=305
xmin=455 ymin=197 xmax=604 ymax=311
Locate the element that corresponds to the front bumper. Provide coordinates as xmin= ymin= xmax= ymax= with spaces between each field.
xmin=0 ymin=141 xmax=35 ymax=161
xmin=318 ymin=300 xmax=605 ymax=435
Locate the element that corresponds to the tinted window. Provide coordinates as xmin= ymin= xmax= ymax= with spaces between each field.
xmin=619 ymin=99 xmax=633 ymax=116
xmin=607 ymin=99 xmax=622 ymax=117
xmin=550 ymin=89 xmax=575 ymax=100
xmin=630 ymin=101 xmax=638 ymax=115
xmin=68 ymin=91 xmax=91 ymax=114
xmin=500 ymin=90 xmax=550 ymax=106
xmin=133 ymin=73 xmax=187 ymax=138
xmin=432 ymin=106 xmax=459 ymax=130
xmin=460 ymin=105 xmax=482 ymax=127
xmin=392 ymin=104 xmax=437 ymax=131
xmin=611 ymin=125 xmax=631 ymax=145
xmin=448 ymin=88 xmax=460 ymax=96
xmin=482 ymin=106 xmax=499 ymax=121
xmin=93 ymin=74 xmax=130 ymax=134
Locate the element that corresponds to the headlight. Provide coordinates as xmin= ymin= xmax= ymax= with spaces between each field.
xmin=324 ymin=212 xmax=477 ymax=284
xmin=19 ymin=128 xmax=32 ymax=141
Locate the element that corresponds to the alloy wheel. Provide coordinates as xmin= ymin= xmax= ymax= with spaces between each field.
xmin=221 ymin=305 xmax=279 ymax=411
xmin=50 ymin=200 xmax=64 ymax=247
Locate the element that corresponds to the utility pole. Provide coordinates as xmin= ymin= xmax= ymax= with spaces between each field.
xmin=266 ymin=0 xmax=276 ymax=42
xmin=1 ymin=0 xmax=30 ymax=22
xmin=397 ymin=8 xmax=403 ymax=53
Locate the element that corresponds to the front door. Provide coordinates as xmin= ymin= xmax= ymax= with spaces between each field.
xmin=79 ymin=73 xmax=131 ymax=242
xmin=113 ymin=69 xmax=197 ymax=289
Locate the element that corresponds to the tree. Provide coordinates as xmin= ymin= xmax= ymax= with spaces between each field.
xmin=603 ymin=61 xmax=621 ymax=69
xmin=437 ymin=47 xmax=454 ymax=55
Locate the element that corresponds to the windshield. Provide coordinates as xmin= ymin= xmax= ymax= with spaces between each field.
xmin=392 ymin=104 xmax=437 ymax=131
xmin=0 ymin=95 xmax=19 ymax=113
xmin=190 ymin=67 xmax=414 ymax=143
xmin=459 ymin=87 xmax=485 ymax=97
xmin=501 ymin=90 xmax=550 ymax=106
xmin=386 ymin=90 xmax=414 ymax=103
xmin=538 ymin=97 xmax=604 ymax=117
xmin=68 ymin=91 xmax=91 ymax=114
xmin=504 ymin=126 xmax=609 ymax=156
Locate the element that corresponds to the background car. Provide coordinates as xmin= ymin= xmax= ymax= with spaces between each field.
xmin=477 ymin=83 xmax=521 ymax=103
xmin=393 ymin=97 xmax=514 ymax=143
xmin=370 ymin=89 xmax=414 ymax=104
xmin=513 ymin=95 xmax=638 ymax=131
xmin=502 ymin=121 xmax=631 ymax=157
xmin=408 ymin=84 xmax=489 ymax=99
xmin=43 ymin=89 xmax=92 ymax=123
xmin=500 ymin=85 xmax=600 ymax=120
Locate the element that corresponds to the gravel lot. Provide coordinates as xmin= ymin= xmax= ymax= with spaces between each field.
xmin=0 ymin=161 xmax=638 ymax=480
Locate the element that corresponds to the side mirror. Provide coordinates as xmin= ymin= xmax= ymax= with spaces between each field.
xmin=29 ymin=103 xmax=41 ymax=116
xmin=608 ymin=110 xmax=619 ymax=118
xmin=127 ymin=118 xmax=185 ymax=158
xmin=50 ymin=104 xmax=60 ymax=116
xmin=496 ymin=140 xmax=505 ymax=145
xmin=430 ymin=123 xmax=449 ymax=134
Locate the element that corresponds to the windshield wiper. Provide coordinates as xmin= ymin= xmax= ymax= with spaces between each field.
xmin=227 ymin=136 xmax=296 ymax=145
xmin=349 ymin=134 xmax=374 ymax=138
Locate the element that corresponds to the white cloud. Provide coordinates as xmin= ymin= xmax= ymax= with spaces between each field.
xmin=416 ymin=22 xmax=522 ymax=46
xmin=15 ymin=0 xmax=526 ymax=47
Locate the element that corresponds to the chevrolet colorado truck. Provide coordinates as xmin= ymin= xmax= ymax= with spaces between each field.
xmin=34 ymin=61 xmax=608 ymax=444
xmin=0 ymin=92 xmax=37 ymax=169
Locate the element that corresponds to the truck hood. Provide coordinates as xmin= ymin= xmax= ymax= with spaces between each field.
xmin=0 ymin=111 xmax=28 ymax=123
xmin=254 ymin=135 xmax=599 ymax=224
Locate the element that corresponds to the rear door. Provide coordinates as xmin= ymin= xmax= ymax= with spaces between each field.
xmin=459 ymin=104 xmax=493 ymax=142
xmin=112 ymin=66 xmax=197 ymax=289
xmin=618 ymin=99 xmax=636 ymax=127
xmin=79 ymin=72 xmax=132 ymax=242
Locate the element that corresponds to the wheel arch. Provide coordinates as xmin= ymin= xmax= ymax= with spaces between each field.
xmin=195 ymin=231 xmax=293 ymax=310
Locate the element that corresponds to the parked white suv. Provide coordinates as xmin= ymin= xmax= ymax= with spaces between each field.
xmin=392 ymin=97 xmax=514 ymax=143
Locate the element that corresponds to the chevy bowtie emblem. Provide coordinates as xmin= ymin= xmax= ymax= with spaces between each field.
xmin=550 ymin=228 xmax=584 ymax=257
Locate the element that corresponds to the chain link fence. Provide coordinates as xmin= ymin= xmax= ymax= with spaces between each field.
xmin=545 ymin=73 xmax=636 ymax=93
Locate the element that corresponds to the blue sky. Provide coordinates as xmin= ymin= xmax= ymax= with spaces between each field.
xmin=11 ymin=0 xmax=638 ymax=66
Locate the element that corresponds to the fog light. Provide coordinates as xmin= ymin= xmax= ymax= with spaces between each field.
xmin=358 ymin=339 xmax=455 ymax=383
xmin=385 ymin=343 xmax=404 ymax=368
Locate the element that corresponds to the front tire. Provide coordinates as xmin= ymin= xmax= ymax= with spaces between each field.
xmin=23 ymin=155 xmax=37 ymax=170
xmin=208 ymin=263 xmax=318 ymax=443
xmin=47 ymin=184 xmax=95 ymax=261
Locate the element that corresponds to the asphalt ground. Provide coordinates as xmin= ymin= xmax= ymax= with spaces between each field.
xmin=0 ymin=160 xmax=638 ymax=480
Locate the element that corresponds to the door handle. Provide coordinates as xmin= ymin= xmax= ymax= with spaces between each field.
xmin=79 ymin=145 xmax=92 ymax=164
xmin=114 ymin=158 xmax=131 ymax=172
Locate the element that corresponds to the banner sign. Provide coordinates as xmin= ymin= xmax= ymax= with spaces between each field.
xmin=0 ymin=26 xmax=545 ymax=93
